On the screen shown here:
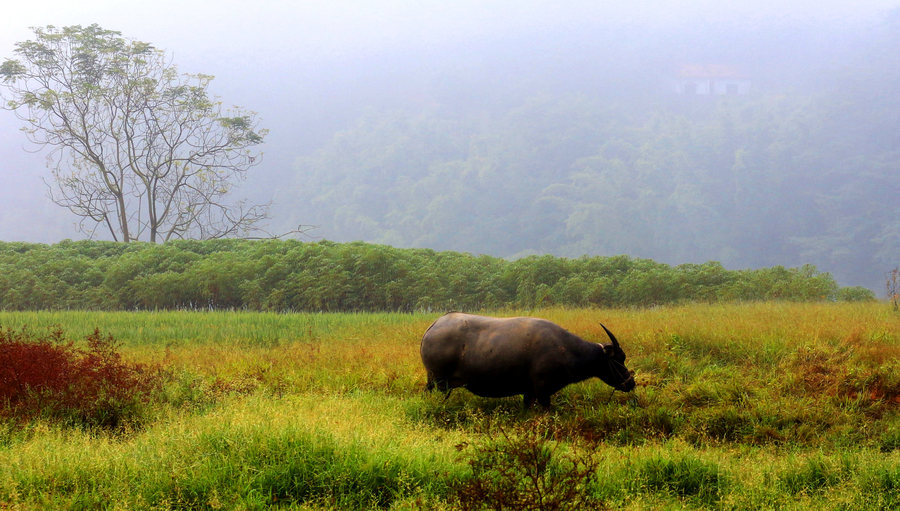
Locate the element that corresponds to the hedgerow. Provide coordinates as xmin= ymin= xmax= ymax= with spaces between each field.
xmin=0 ymin=239 xmax=875 ymax=312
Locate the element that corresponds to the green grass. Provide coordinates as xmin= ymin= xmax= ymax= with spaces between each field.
xmin=1 ymin=303 xmax=900 ymax=509
xmin=0 ymin=309 xmax=426 ymax=347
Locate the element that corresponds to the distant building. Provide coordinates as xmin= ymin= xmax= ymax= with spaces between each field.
xmin=670 ymin=64 xmax=751 ymax=96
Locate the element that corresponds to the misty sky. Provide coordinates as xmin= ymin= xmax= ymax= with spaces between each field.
xmin=0 ymin=2 xmax=896 ymax=74
xmin=3 ymin=0 xmax=898 ymax=89
xmin=2 ymin=0 xmax=900 ymax=261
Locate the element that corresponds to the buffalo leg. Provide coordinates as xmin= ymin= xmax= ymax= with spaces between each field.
xmin=523 ymin=393 xmax=536 ymax=409
xmin=425 ymin=374 xmax=448 ymax=392
xmin=425 ymin=376 xmax=453 ymax=401
xmin=537 ymin=394 xmax=552 ymax=408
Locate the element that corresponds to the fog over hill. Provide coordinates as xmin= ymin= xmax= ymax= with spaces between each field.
xmin=2 ymin=1 xmax=900 ymax=291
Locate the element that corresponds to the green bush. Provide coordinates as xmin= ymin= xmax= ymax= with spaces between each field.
xmin=836 ymin=286 xmax=877 ymax=302
xmin=0 ymin=239 xmax=864 ymax=312
xmin=453 ymin=418 xmax=604 ymax=511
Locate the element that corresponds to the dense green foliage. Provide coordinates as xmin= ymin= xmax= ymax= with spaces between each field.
xmin=275 ymin=19 xmax=900 ymax=292
xmin=0 ymin=239 xmax=872 ymax=311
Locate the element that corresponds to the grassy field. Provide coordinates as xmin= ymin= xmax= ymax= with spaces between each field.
xmin=1 ymin=303 xmax=900 ymax=509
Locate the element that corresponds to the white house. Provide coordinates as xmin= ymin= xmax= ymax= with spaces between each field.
xmin=670 ymin=64 xmax=751 ymax=96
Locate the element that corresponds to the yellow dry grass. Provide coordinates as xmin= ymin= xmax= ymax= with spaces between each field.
xmin=2 ymin=303 xmax=900 ymax=509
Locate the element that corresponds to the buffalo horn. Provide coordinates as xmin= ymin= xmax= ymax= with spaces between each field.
xmin=600 ymin=323 xmax=620 ymax=349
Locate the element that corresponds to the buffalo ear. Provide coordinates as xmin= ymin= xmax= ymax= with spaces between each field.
xmin=600 ymin=323 xmax=621 ymax=350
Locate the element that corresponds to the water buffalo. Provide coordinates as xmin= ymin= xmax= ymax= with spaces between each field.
xmin=420 ymin=312 xmax=635 ymax=408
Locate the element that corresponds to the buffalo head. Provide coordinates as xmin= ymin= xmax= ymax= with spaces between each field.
xmin=598 ymin=324 xmax=636 ymax=392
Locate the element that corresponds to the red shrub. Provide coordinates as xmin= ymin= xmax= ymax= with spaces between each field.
xmin=0 ymin=326 xmax=161 ymax=428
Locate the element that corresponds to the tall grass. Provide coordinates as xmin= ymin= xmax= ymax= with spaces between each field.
xmin=0 ymin=309 xmax=429 ymax=347
xmin=0 ymin=394 xmax=463 ymax=509
xmin=1 ymin=302 xmax=899 ymax=508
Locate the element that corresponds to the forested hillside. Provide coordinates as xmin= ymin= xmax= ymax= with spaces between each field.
xmin=279 ymin=90 xmax=900 ymax=293
xmin=0 ymin=240 xmax=872 ymax=311
xmin=274 ymin=14 xmax=900 ymax=292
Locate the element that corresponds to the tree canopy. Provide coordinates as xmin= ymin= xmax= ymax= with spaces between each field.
xmin=0 ymin=25 xmax=268 ymax=242
xmin=277 ymin=84 xmax=900 ymax=291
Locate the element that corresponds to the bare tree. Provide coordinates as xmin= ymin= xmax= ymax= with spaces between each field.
xmin=0 ymin=24 xmax=268 ymax=242
xmin=887 ymin=267 xmax=900 ymax=311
